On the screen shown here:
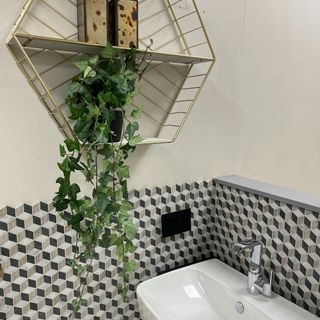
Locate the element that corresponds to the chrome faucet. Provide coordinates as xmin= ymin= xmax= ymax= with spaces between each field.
xmin=233 ymin=239 xmax=273 ymax=297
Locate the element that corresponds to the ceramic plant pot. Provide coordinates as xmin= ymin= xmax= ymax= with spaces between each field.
xmin=109 ymin=110 xmax=123 ymax=142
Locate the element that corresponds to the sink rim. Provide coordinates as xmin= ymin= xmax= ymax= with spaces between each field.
xmin=137 ymin=258 xmax=318 ymax=320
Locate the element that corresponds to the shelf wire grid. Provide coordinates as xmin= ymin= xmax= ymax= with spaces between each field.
xmin=7 ymin=0 xmax=215 ymax=144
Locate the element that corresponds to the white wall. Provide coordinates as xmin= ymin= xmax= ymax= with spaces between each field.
xmin=120 ymin=0 xmax=320 ymax=197
xmin=235 ymin=0 xmax=320 ymax=196
xmin=1 ymin=0 xmax=320 ymax=208
xmin=0 ymin=1 xmax=61 ymax=207
xmin=0 ymin=1 xmax=93 ymax=207
xmin=128 ymin=0 xmax=244 ymax=190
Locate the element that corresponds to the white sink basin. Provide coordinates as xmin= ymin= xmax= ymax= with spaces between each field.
xmin=137 ymin=259 xmax=317 ymax=320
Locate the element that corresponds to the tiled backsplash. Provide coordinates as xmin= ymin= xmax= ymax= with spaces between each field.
xmin=0 ymin=181 xmax=215 ymax=319
xmin=212 ymin=178 xmax=320 ymax=317
xmin=0 ymin=177 xmax=319 ymax=319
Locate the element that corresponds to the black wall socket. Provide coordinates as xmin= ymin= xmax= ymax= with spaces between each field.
xmin=161 ymin=209 xmax=192 ymax=237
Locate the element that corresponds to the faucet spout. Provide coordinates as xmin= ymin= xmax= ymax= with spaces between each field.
xmin=232 ymin=240 xmax=257 ymax=256
xmin=232 ymin=239 xmax=262 ymax=265
xmin=232 ymin=243 xmax=245 ymax=256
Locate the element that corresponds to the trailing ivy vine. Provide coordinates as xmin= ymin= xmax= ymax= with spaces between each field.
xmin=53 ymin=43 xmax=147 ymax=314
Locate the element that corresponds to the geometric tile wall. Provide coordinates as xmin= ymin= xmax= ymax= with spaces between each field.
xmin=213 ymin=181 xmax=320 ymax=318
xmin=0 ymin=181 xmax=215 ymax=319
xmin=0 ymin=178 xmax=319 ymax=319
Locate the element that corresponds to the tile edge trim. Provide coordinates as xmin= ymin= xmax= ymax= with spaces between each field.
xmin=214 ymin=175 xmax=320 ymax=214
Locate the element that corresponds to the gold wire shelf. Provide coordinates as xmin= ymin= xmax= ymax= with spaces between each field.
xmin=10 ymin=33 xmax=214 ymax=64
xmin=7 ymin=0 xmax=215 ymax=145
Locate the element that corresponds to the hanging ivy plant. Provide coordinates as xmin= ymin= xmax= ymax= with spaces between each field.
xmin=53 ymin=43 xmax=147 ymax=314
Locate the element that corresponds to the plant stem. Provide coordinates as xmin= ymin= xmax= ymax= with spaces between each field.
xmin=79 ymin=255 xmax=94 ymax=306
xmin=95 ymin=147 xmax=98 ymax=190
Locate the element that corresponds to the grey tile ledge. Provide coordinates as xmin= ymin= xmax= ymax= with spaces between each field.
xmin=214 ymin=175 xmax=320 ymax=214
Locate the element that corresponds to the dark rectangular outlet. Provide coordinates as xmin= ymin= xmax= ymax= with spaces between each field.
xmin=161 ymin=209 xmax=192 ymax=237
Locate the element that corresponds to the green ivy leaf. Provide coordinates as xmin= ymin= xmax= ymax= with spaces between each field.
xmin=115 ymin=189 xmax=124 ymax=201
xmin=69 ymin=104 xmax=85 ymax=120
xmin=100 ymin=234 xmax=121 ymax=248
xmin=56 ymin=176 xmax=70 ymax=196
xmin=61 ymin=212 xmax=83 ymax=233
xmin=117 ymin=165 xmax=130 ymax=181
xmin=69 ymin=183 xmax=81 ymax=201
xmin=89 ymin=55 xmax=99 ymax=64
xmin=90 ymin=105 xmax=100 ymax=117
xmin=126 ymin=240 xmax=136 ymax=253
xmin=125 ymin=121 xmax=139 ymax=139
xmin=120 ymin=143 xmax=136 ymax=158
xmin=120 ymin=200 xmax=133 ymax=213
xmin=81 ymin=230 xmax=93 ymax=246
xmin=65 ymin=139 xmax=80 ymax=152
xmin=73 ymin=59 xmax=89 ymax=72
xmin=116 ymin=244 xmax=125 ymax=260
xmin=120 ymin=179 xmax=128 ymax=196
xmin=58 ymin=157 xmax=70 ymax=174
xmin=74 ymin=116 xmax=93 ymax=138
xmin=59 ymin=145 xmax=66 ymax=157
xmin=124 ymin=260 xmax=137 ymax=273
xmin=84 ymin=66 xmax=97 ymax=78
xmin=76 ymin=265 xmax=86 ymax=277
xmin=130 ymin=108 xmax=142 ymax=120
xmin=124 ymin=220 xmax=136 ymax=240
xmin=99 ymin=172 xmax=114 ymax=185
xmin=117 ymin=283 xmax=128 ymax=296
xmin=70 ymin=199 xmax=85 ymax=212
xmin=80 ymin=299 xmax=88 ymax=306
xmin=72 ymin=299 xmax=81 ymax=313
xmin=81 ymin=163 xmax=95 ymax=182
xmin=67 ymin=81 xmax=83 ymax=97
xmin=69 ymin=157 xmax=84 ymax=171
xmin=129 ymin=135 xmax=143 ymax=146
xmin=53 ymin=194 xmax=69 ymax=211
xmin=100 ymin=43 xmax=117 ymax=59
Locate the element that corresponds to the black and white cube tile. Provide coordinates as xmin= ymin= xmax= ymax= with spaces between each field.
xmin=0 ymin=179 xmax=319 ymax=319
xmin=0 ymin=181 xmax=215 ymax=319
xmin=212 ymin=181 xmax=320 ymax=317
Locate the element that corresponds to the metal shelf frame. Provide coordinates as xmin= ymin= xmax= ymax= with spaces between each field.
xmin=7 ymin=0 xmax=215 ymax=145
